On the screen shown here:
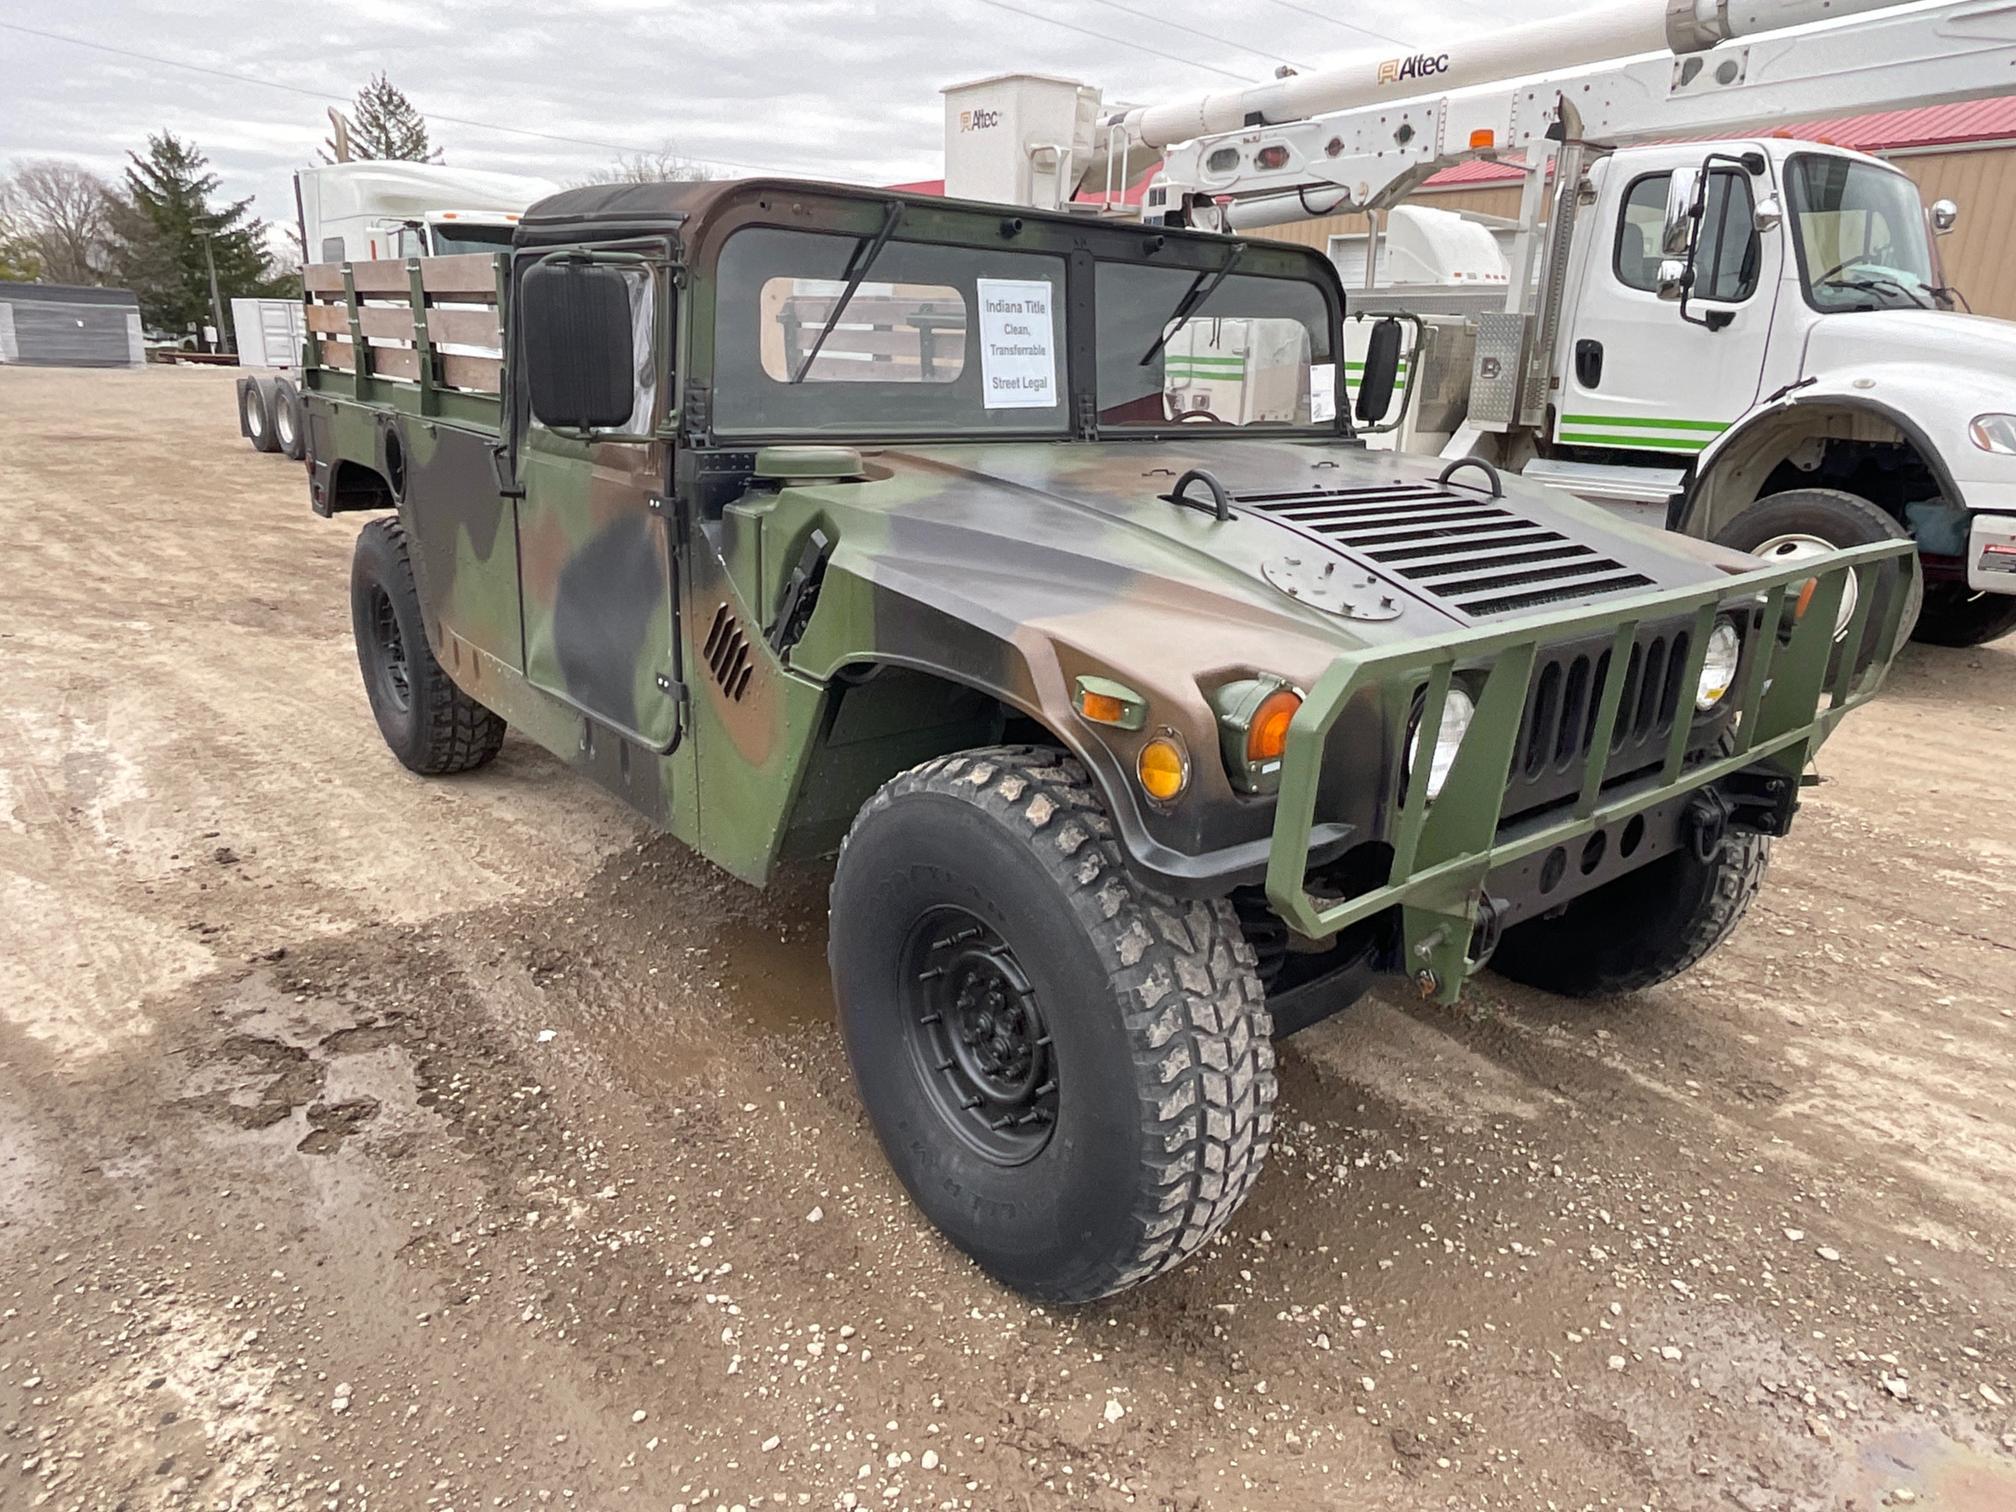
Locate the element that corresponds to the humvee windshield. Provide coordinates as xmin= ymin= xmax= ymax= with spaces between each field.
xmin=710 ymin=223 xmax=1339 ymax=439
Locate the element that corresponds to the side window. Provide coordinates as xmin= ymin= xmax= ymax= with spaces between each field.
xmin=1616 ymin=175 xmax=1669 ymax=291
xmin=1614 ymin=170 xmax=1761 ymax=302
xmin=1697 ymin=171 xmax=1759 ymax=301
xmin=319 ymin=236 xmax=346 ymax=263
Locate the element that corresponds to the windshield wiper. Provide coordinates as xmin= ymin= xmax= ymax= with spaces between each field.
xmin=1138 ymin=243 xmax=1247 ymax=367
xmin=790 ymin=200 xmax=906 ymax=384
xmin=1820 ymin=273 xmax=1932 ymax=310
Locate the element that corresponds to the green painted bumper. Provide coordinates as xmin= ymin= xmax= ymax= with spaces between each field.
xmin=1265 ymin=540 xmax=1919 ymax=1005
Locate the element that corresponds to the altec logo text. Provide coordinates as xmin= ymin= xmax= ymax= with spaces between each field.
xmin=1377 ymin=53 xmax=1451 ymax=85
xmin=960 ymin=109 xmax=1003 ymax=132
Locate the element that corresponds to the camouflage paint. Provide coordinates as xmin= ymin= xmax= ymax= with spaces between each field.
xmin=300 ymin=177 xmax=1912 ymax=966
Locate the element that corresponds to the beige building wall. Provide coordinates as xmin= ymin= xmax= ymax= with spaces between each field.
xmin=1255 ymin=146 xmax=2016 ymax=318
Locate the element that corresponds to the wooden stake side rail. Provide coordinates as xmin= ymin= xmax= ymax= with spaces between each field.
xmin=300 ymin=253 xmax=506 ymax=410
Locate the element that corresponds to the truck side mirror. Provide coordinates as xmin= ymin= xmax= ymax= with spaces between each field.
xmin=1753 ymin=195 xmax=1783 ymax=233
xmin=1355 ymin=317 xmax=1403 ymax=425
xmin=1931 ymin=198 xmax=1959 ymax=235
xmin=1655 ymin=257 xmax=1691 ymax=303
xmin=521 ymin=260 xmax=637 ymax=431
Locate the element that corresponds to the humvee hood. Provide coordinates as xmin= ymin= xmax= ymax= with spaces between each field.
xmin=859 ymin=438 xmax=1726 ymax=649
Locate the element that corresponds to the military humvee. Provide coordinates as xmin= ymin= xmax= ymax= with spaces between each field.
xmin=299 ymin=178 xmax=1914 ymax=1303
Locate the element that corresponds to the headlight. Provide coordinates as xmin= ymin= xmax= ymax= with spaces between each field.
xmin=1407 ymin=685 xmax=1475 ymax=800
xmin=1969 ymin=413 xmax=2016 ymax=454
xmin=1696 ymin=617 xmax=1741 ymax=710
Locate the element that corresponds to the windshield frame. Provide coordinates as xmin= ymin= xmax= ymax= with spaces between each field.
xmin=1783 ymin=151 xmax=1938 ymax=315
xmin=681 ymin=181 xmax=1352 ymax=447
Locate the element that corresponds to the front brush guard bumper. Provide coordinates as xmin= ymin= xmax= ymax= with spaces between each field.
xmin=1265 ymin=540 xmax=1918 ymax=1004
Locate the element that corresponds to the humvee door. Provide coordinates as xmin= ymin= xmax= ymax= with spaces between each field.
xmin=512 ymin=250 xmax=684 ymax=752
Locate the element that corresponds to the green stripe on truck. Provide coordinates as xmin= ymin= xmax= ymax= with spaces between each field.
xmin=1559 ymin=413 xmax=1728 ymax=433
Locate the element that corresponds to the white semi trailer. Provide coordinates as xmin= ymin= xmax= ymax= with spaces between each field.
xmin=237 ymin=161 xmax=555 ymax=460
xmin=944 ymin=1 xmax=2016 ymax=644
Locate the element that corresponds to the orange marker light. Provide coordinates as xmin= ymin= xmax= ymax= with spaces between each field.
xmin=1793 ymin=577 xmax=1819 ymax=622
xmin=1246 ymin=688 xmax=1303 ymax=765
xmin=1469 ymin=129 xmax=1496 ymax=150
xmin=1079 ymin=689 xmax=1128 ymax=726
xmin=1137 ymin=737 xmax=1189 ymax=803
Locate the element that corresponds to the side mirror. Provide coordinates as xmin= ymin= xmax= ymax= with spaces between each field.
xmin=1931 ymin=198 xmax=1959 ymax=235
xmin=1753 ymin=195 xmax=1783 ymax=233
xmin=1655 ymin=257 xmax=1691 ymax=303
xmin=1660 ymin=167 xmax=1703 ymax=258
xmin=1355 ymin=317 xmax=1403 ymax=425
xmin=522 ymin=259 xmax=637 ymax=431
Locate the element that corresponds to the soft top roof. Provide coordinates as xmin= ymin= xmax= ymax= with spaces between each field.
xmin=513 ymin=175 xmax=1260 ymax=256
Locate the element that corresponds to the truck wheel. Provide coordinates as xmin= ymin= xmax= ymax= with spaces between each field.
xmin=349 ymin=518 xmax=506 ymax=775
xmin=1711 ymin=488 xmax=1921 ymax=644
xmin=1911 ymin=583 xmax=2016 ymax=648
xmin=239 ymin=377 xmax=280 ymax=453
xmin=271 ymin=379 xmax=306 ymax=461
xmin=829 ymin=745 xmax=1275 ymax=1303
xmin=1488 ymin=831 xmax=1770 ymax=997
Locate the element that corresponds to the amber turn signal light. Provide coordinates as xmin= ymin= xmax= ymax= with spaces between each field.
xmin=1246 ymin=687 xmax=1303 ymax=765
xmin=1210 ymin=676 xmax=1302 ymax=796
xmin=1137 ymin=735 xmax=1190 ymax=804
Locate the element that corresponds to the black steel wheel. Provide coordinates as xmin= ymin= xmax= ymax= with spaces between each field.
xmin=902 ymin=909 xmax=1057 ymax=1164
xmin=349 ymin=517 xmax=506 ymax=776
xmin=830 ymin=745 xmax=1275 ymax=1304
xmin=364 ymin=583 xmax=412 ymax=715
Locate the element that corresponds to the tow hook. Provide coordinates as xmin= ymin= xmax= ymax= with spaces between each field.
xmin=1466 ymin=892 xmax=1508 ymax=967
xmin=1683 ymin=789 xmax=1731 ymax=863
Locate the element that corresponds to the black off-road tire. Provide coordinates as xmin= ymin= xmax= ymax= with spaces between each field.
xmin=239 ymin=377 xmax=279 ymax=453
xmin=1712 ymin=488 xmax=1922 ymax=647
xmin=1488 ymin=831 xmax=1771 ymax=998
xmin=1911 ymin=583 xmax=2016 ymax=648
xmin=349 ymin=517 xmax=506 ymax=776
xmin=829 ymin=745 xmax=1276 ymax=1303
xmin=272 ymin=378 xmax=306 ymax=461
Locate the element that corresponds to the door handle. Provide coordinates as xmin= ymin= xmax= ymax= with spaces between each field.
xmin=1575 ymin=339 xmax=1604 ymax=390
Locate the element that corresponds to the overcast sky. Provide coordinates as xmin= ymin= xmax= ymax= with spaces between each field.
xmin=1 ymin=0 xmax=1579 ymax=243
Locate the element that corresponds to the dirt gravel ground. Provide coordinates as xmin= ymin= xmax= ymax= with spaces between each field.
xmin=3 ymin=364 xmax=2015 ymax=1512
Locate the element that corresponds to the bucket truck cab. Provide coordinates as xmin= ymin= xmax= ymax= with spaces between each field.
xmin=1535 ymin=136 xmax=2016 ymax=646
xmin=1102 ymin=0 xmax=2016 ymax=648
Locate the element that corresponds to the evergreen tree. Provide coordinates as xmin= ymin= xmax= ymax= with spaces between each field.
xmin=327 ymin=74 xmax=441 ymax=163
xmin=114 ymin=132 xmax=287 ymax=334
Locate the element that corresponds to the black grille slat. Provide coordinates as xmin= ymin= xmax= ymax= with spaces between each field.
xmin=1234 ymin=481 xmax=1653 ymax=619
xmin=1455 ymin=572 xmax=1656 ymax=619
xmin=1399 ymin=543 xmax=1594 ymax=579
xmin=1276 ymin=502 xmax=1509 ymax=528
xmin=1372 ymin=529 xmax=1564 ymax=564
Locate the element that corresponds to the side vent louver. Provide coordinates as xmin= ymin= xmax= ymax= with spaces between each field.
xmin=1235 ymin=482 xmax=1654 ymax=619
xmin=702 ymin=603 xmax=754 ymax=701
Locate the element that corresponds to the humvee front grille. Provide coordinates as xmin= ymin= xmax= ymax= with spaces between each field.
xmin=1504 ymin=623 xmax=1694 ymax=815
xmin=1235 ymin=482 xmax=1654 ymax=619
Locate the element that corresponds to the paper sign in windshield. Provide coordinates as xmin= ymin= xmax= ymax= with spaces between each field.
xmin=976 ymin=278 xmax=1058 ymax=409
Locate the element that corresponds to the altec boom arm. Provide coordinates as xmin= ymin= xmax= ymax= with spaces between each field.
xmin=1125 ymin=0 xmax=2016 ymax=229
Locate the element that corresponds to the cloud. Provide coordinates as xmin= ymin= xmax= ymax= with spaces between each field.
xmin=1 ymin=0 xmax=1577 ymax=248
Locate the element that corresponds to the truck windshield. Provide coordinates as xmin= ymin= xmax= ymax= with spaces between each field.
xmin=1094 ymin=260 xmax=1336 ymax=429
xmin=713 ymin=226 xmax=1070 ymax=438
xmin=428 ymin=222 xmax=517 ymax=256
xmin=1785 ymin=155 xmax=1938 ymax=312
